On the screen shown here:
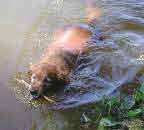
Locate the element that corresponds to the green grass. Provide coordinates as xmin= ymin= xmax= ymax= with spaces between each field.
xmin=80 ymin=82 xmax=144 ymax=130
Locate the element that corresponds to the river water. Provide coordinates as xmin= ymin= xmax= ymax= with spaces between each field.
xmin=0 ymin=0 xmax=144 ymax=129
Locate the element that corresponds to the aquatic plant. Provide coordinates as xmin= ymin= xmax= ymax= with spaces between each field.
xmin=81 ymin=82 xmax=144 ymax=129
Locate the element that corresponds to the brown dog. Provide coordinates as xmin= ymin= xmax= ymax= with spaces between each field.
xmin=28 ymin=7 xmax=101 ymax=99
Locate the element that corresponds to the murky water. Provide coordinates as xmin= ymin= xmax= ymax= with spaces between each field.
xmin=0 ymin=0 xmax=144 ymax=129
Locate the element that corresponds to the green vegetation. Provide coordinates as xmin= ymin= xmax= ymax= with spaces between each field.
xmin=81 ymin=83 xmax=144 ymax=129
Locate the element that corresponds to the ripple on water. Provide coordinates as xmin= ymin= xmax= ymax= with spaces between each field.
xmin=13 ymin=0 xmax=144 ymax=110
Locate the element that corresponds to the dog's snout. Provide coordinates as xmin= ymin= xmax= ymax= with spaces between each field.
xmin=30 ymin=89 xmax=41 ymax=99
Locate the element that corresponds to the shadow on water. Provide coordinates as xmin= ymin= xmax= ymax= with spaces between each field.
xmin=0 ymin=0 xmax=143 ymax=129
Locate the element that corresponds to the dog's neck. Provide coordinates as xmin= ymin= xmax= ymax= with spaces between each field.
xmin=40 ymin=50 xmax=78 ymax=81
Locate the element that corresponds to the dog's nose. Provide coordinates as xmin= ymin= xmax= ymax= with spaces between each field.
xmin=30 ymin=90 xmax=40 ymax=99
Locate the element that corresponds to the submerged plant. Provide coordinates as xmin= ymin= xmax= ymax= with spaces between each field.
xmin=81 ymin=82 xmax=144 ymax=129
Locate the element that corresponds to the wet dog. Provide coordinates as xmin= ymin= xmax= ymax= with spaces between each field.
xmin=28 ymin=7 xmax=101 ymax=99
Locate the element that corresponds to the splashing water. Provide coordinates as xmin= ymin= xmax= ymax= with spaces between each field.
xmin=13 ymin=0 xmax=144 ymax=110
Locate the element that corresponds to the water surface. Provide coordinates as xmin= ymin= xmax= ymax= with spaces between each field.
xmin=0 ymin=0 xmax=144 ymax=129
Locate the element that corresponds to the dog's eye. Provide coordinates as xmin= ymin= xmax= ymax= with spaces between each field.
xmin=31 ymin=74 xmax=37 ymax=82
xmin=43 ymin=77 xmax=53 ymax=92
xmin=43 ymin=77 xmax=52 ymax=82
xmin=32 ymin=74 xmax=37 ymax=79
xmin=43 ymin=76 xmax=53 ymax=87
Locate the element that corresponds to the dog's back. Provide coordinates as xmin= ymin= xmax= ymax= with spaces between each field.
xmin=28 ymin=4 xmax=102 ymax=98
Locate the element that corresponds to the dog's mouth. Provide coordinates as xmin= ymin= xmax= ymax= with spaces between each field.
xmin=29 ymin=75 xmax=54 ymax=99
xmin=30 ymin=89 xmax=41 ymax=99
xmin=16 ymin=77 xmax=56 ymax=103
xmin=15 ymin=78 xmax=40 ymax=99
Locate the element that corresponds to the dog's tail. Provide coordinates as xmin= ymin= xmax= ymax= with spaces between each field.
xmin=85 ymin=0 xmax=102 ymax=23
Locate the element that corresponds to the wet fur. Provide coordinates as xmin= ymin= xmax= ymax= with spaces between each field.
xmin=28 ymin=5 xmax=101 ymax=96
xmin=29 ymin=26 xmax=92 ymax=93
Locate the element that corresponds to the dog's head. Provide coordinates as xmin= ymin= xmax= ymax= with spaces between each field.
xmin=28 ymin=63 xmax=57 ymax=99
